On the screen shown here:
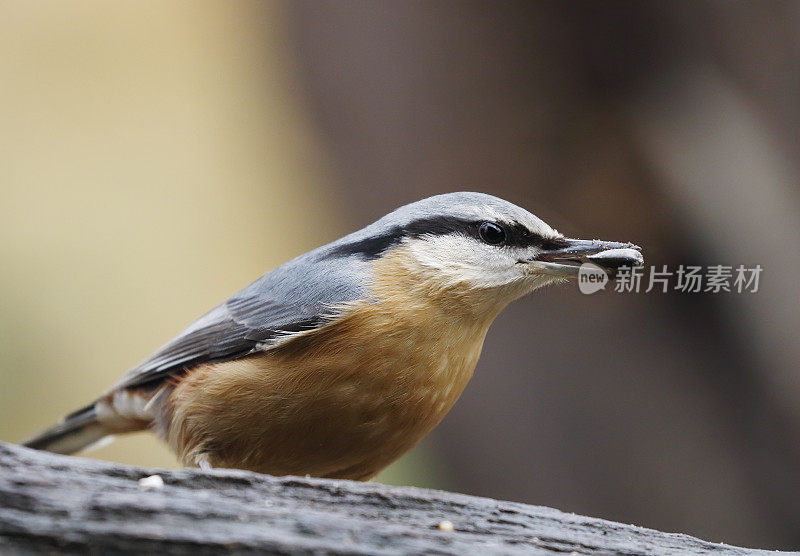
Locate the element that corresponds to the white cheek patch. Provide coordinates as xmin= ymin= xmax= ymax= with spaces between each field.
xmin=406 ymin=234 xmax=526 ymax=289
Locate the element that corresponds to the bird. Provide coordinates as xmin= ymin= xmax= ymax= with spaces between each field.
xmin=23 ymin=192 xmax=642 ymax=480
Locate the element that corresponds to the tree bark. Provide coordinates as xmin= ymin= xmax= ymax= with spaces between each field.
xmin=0 ymin=442 xmax=786 ymax=555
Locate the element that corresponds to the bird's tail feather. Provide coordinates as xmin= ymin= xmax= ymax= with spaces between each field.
xmin=23 ymin=404 xmax=113 ymax=455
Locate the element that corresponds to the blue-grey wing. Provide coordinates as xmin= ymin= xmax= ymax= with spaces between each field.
xmin=112 ymin=250 xmax=369 ymax=390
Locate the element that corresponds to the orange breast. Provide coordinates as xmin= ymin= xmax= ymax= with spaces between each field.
xmin=165 ymin=247 xmax=499 ymax=480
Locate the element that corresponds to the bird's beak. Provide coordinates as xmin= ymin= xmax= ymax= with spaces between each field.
xmin=524 ymin=238 xmax=644 ymax=277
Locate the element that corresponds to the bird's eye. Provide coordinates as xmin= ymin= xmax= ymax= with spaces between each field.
xmin=478 ymin=222 xmax=506 ymax=245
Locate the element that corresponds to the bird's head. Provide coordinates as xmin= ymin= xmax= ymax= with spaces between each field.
xmin=327 ymin=192 xmax=643 ymax=315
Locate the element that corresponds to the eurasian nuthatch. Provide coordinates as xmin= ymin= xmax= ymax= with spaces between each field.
xmin=24 ymin=192 xmax=642 ymax=480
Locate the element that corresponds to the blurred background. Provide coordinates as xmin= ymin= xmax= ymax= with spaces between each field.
xmin=1 ymin=1 xmax=797 ymax=550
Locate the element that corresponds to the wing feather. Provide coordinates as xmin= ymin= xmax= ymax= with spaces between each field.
xmin=112 ymin=249 xmax=369 ymax=390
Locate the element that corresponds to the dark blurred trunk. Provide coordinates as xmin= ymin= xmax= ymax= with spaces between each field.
xmin=283 ymin=1 xmax=800 ymax=549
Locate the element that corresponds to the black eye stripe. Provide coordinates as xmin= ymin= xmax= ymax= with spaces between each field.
xmin=501 ymin=222 xmax=546 ymax=249
xmin=327 ymin=216 xmax=550 ymax=260
xmin=539 ymin=237 xmax=569 ymax=251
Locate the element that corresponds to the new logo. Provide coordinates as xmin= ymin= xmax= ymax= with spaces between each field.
xmin=578 ymin=263 xmax=608 ymax=295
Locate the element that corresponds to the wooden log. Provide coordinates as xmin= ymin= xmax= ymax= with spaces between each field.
xmin=0 ymin=442 xmax=784 ymax=555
